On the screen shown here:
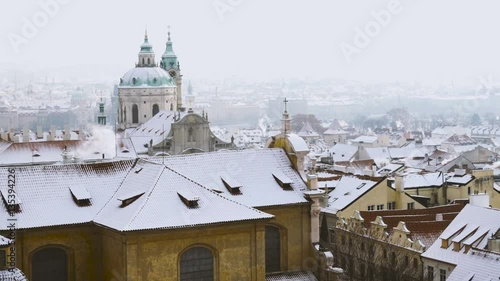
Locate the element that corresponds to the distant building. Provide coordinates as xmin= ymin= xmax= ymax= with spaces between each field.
xmin=117 ymin=30 xmax=181 ymax=130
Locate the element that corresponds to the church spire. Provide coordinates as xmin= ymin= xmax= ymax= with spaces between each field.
xmin=281 ymin=98 xmax=291 ymax=135
xmin=137 ymin=28 xmax=155 ymax=67
xmin=161 ymin=25 xmax=178 ymax=69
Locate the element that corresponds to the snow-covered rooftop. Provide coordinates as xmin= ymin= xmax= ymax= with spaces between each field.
xmin=421 ymin=204 xmax=500 ymax=281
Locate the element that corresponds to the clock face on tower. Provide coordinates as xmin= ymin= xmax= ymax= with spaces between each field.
xmin=169 ymin=70 xmax=176 ymax=78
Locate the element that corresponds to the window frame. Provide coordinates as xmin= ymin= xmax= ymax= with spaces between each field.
xmin=178 ymin=244 xmax=218 ymax=281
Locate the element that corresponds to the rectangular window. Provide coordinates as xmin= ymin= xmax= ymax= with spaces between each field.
xmin=377 ymin=204 xmax=384 ymax=210
xmin=440 ymin=269 xmax=446 ymax=281
xmin=368 ymin=205 xmax=375 ymax=211
xmin=427 ymin=266 xmax=434 ymax=281
xmin=387 ymin=202 xmax=396 ymax=210
xmin=407 ymin=202 xmax=415 ymax=209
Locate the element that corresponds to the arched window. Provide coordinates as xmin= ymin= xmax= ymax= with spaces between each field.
xmin=147 ymin=58 xmax=150 ymax=65
xmin=124 ymin=107 xmax=127 ymax=122
xmin=132 ymin=104 xmax=139 ymax=124
xmin=31 ymin=246 xmax=68 ymax=281
xmin=152 ymin=104 xmax=159 ymax=116
xmin=170 ymin=103 xmax=173 ymax=111
xmin=265 ymin=225 xmax=281 ymax=273
xmin=179 ymin=246 xmax=214 ymax=281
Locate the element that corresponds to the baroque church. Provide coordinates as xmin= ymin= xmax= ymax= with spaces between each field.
xmin=117 ymin=30 xmax=231 ymax=155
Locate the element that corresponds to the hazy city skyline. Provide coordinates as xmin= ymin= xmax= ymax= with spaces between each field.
xmin=2 ymin=0 xmax=500 ymax=86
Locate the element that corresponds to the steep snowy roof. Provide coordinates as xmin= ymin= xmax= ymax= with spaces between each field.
xmin=421 ymin=204 xmax=500 ymax=281
xmin=328 ymin=144 xmax=358 ymax=162
xmin=95 ymin=160 xmax=272 ymax=231
xmin=0 ymin=160 xmax=133 ymax=230
xmin=297 ymin=122 xmax=319 ymax=137
xmin=127 ymin=110 xmax=185 ymax=154
xmin=324 ymin=176 xmax=380 ymax=212
xmin=148 ymin=148 xmax=309 ymax=207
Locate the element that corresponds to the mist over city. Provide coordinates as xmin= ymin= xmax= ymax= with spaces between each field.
xmin=0 ymin=1 xmax=499 ymax=281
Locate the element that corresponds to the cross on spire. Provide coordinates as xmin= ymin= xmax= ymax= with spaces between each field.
xmin=167 ymin=25 xmax=171 ymax=41
xmin=283 ymin=98 xmax=289 ymax=113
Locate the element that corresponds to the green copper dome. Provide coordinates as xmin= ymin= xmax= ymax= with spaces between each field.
xmin=119 ymin=67 xmax=175 ymax=87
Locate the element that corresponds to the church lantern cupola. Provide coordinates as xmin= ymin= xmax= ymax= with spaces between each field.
xmin=137 ymin=29 xmax=156 ymax=67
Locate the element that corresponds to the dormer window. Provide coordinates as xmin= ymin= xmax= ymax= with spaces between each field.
xmin=69 ymin=186 xmax=92 ymax=206
xmin=177 ymin=190 xmax=199 ymax=208
xmin=117 ymin=191 xmax=145 ymax=207
xmin=0 ymin=191 xmax=21 ymax=213
xmin=221 ymin=176 xmax=242 ymax=195
xmin=272 ymin=172 xmax=293 ymax=190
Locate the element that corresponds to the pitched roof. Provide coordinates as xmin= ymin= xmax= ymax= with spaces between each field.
xmin=148 ymin=148 xmax=309 ymax=208
xmin=324 ymin=176 xmax=380 ymax=213
xmin=95 ymin=160 xmax=272 ymax=231
xmin=0 ymin=160 xmax=133 ymax=230
xmin=127 ymin=110 xmax=184 ymax=154
xmin=0 ymin=148 xmax=306 ymax=231
xmin=421 ymin=204 xmax=500 ymax=280
xmin=297 ymin=122 xmax=319 ymax=138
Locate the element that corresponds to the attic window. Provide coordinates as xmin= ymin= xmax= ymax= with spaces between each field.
xmin=221 ymin=176 xmax=242 ymax=195
xmin=272 ymin=172 xmax=293 ymax=190
xmin=117 ymin=192 xmax=145 ymax=207
xmin=356 ymin=183 xmax=366 ymax=190
xmin=69 ymin=186 xmax=92 ymax=206
xmin=32 ymin=149 xmax=41 ymax=157
xmin=0 ymin=191 xmax=21 ymax=213
xmin=177 ymin=190 xmax=199 ymax=208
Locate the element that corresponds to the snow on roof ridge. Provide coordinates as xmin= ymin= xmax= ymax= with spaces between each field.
xmin=123 ymin=165 xmax=167 ymax=230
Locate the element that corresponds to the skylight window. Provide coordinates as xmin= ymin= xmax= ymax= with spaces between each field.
xmin=356 ymin=183 xmax=366 ymax=190
xmin=69 ymin=186 xmax=92 ymax=206
xmin=221 ymin=176 xmax=242 ymax=195
xmin=177 ymin=190 xmax=200 ymax=208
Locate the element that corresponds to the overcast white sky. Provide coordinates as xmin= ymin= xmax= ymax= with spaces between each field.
xmin=1 ymin=0 xmax=500 ymax=85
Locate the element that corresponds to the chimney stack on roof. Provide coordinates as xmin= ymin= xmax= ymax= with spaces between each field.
xmin=22 ymin=126 xmax=29 ymax=143
xmin=36 ymin=125 xmax=42 ymax=139
xmin=395 ymin=175 xmax=404 ymax=193
xmin=49 ymin=126 xmax=56 ymax=141
xmin=64 ymin=124 xmax=70 ymax=141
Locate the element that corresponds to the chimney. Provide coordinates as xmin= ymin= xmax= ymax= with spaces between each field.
xmin=8 ymin=130 xmax=16 ymax=143
xmin=469 ymin=193 xmax=489 ymax=207
xmin=79 ymin=126 xmax=85 ymax=140
xmin=22 ymin=126 xmax=29 ymax=143
xmin=487 ymin=230 xmax=500 ymax=253
xmin=395 ymin=175 xmax=404 ymax=192
xmin=307 ymin=173 xmax=318 ymax=190
xmin=36 ymin=125 xmax=42 ymax=139
xmin=64 ymin=124 xmax=70 ymax=140
xmin=49 ymin=126 xmax=56 ymax=141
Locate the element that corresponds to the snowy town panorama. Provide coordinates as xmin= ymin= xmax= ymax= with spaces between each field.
xmin=0 ymin=1 xmax=499 ymax=280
